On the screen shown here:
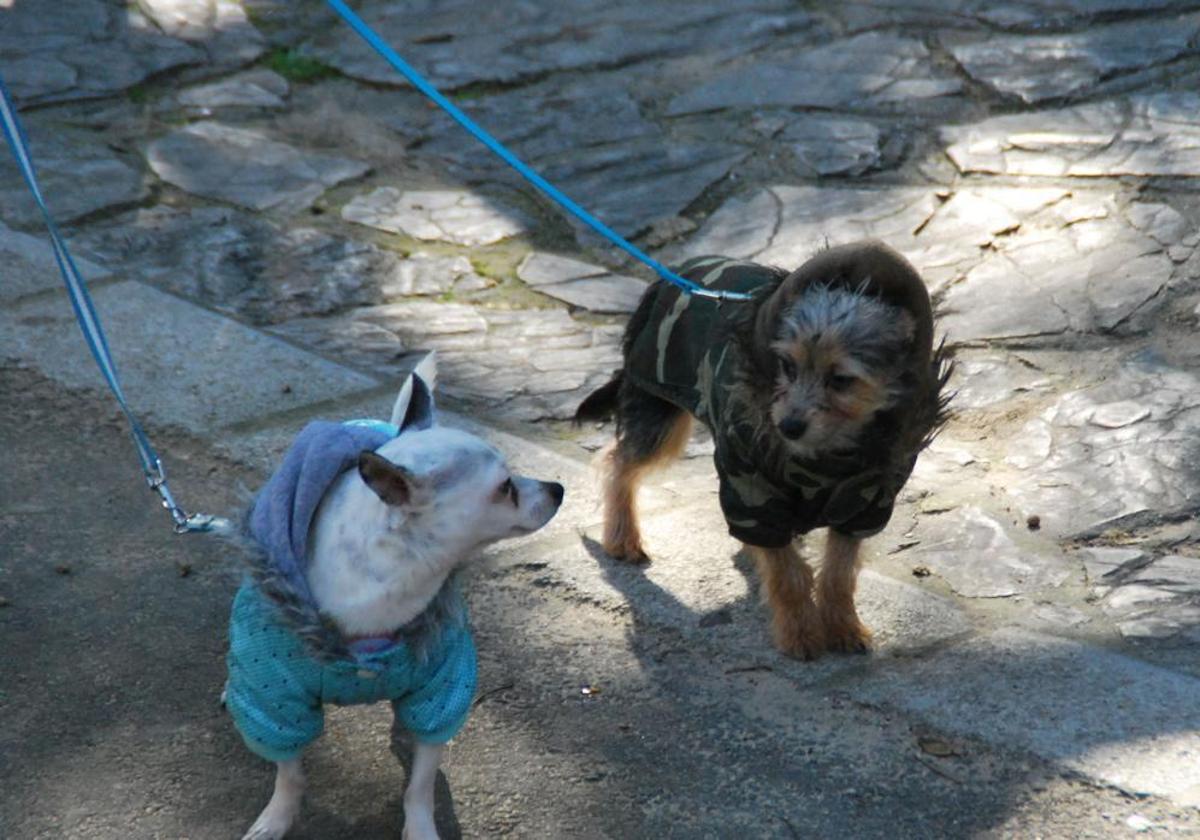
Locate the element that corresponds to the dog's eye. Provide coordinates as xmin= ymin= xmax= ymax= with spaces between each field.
xmin=827 ymin=373 xmax=857 ymax=392
xmin=779 ymin=357 xmax=797 ymax=380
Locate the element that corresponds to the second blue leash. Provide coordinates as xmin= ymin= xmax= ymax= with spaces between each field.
xmin=325 ymin=0 xmax=751 ymax=303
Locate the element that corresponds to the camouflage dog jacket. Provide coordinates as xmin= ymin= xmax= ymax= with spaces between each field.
xmin=622 ymin=250 xmax=945 ymax=549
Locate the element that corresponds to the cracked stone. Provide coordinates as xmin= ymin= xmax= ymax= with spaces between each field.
xmin=74 ymin=206 xmax=396 ymax=323
xmin=778 ymin=114 xmax=886 ymax=177
xmin=678 ymin=185 xmax=1064 ymax=291
xmin=305 ymin=0 xmax=809 ymax=89
xmin=907 ymin=506 xmax=1073 ymax=598
xmin=1077 ymin=547 xmax=1147 ymax=596
xmin=940 ymin=198 xmax=1176 ymax=342
xmin=342 ymin=188 xmax=529 ymax=246
xmin=943 ymin=14 xmax=1200 ymax=104
xmin=951 ymin=353 xmax=1055 ymax=411
xmin=0 ymin=0 xmax=206 ymax=104
xmin=146 ymin=122 xmax=369 ymax=213
xmin=271 ymin=302 xmax=623 ymax=421
xmin=666 ymin=32 xmax=960 ymax=115
xmin=518 ymin=253 xmax=648 ymax=314
xmin=0 ymin=121 xmax=147 ymax=230
xmin=1002 ymin=356 xmax=1200 ymax=536
xmin=177 ymin=69 xmax=289 ymax=112
xmin=538 ymin=136 xmax=748 ymax=238
xmin=944 ymin=93 xmax=1200 ymax=178
xmin=380 ymin=253 xmax=492 ymax=298
xmin=136 ymin=0 xmax=265 ymax=67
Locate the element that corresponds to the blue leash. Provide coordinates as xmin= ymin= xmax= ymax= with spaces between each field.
xmin=0 ymin=77 xmax=230 ymax=535
xmin=325 ymin=0 xmax=751 ymax=303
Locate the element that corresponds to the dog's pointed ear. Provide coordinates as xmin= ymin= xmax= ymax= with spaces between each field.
xmin=358 ymin=451 xmax=415 ymax=506
xmin=389 ymin=354 xmax=437 ymax=432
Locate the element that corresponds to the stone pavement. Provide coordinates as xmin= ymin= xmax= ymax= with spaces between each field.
xmin=2 ymin=0 xmax=1200 ymax=837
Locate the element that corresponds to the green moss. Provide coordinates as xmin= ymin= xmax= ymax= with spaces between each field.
xmin=127 ymin=85 xmax=150 ymax=105
xmin=264 ymin=48 xmax=338 ymax=84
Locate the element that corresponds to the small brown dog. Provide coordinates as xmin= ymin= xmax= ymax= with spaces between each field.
xmin=576 ymin=241 xmax=950 ymax=660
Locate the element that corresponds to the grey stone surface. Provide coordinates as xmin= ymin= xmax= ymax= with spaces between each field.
xmin=518 ymin=253 xmax=648 ymax=313
xmin=1002 ymin=356 xmax=1200 ymax=536
xmin=906 ymin=506 xmax=1074 ymax=598
xmin=778 ymin=114 xmax=887 ymax=177
xmin=943 ymin=14 xmax=1200 ymax=103
xmin=379 ymin=252 xmax=492 ymax=298
xmin=950 ymin=353 xmax=1057 ymax=411
xmin=177 ymin=69 xmax=289 ymax=112
xmin=74 ymin=206 xmax=398 ymax=324
xmin=342 ymin=187 xmax=529 ymax=246
xmin=271 ymin=302 xmax=624 ymax=421
xmin=0 ymin=122 xmax=147 ymax=230
xmin=944 ymin=93 xmax=1200 ymax=177
xmin=851 ymin=628 xmax=1200 ymax=802
xmin=137 ymin=0 xmax=265 ymax=68
xmin=419 ymin=74 xmax=656 ymax=163
xmin=835 ymin=0 xmax=1180 ymax=31
xmin=1078 ymin=552 xmax=1200 ymax=642
xmin=0 ymin=0 xmax=205 ymax=104
xmin=539 ymin=136 xmax=748 ymax=238
xmin=0 ymin=280 xmax=379 ymax=433
xmin=678 ymin=185 xmax=1070 ymax=290
xmin=667 ymin=32 xmax=961 ymax=116
xmin=146 ymin=122 xmax=369 ymax=213
xmin=305 ymin=0 xmax=809 ymax=89
xmin=0 ymin=222 xmax=112 ymax=303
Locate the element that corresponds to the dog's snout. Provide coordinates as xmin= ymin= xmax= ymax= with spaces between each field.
xmin=779 ymin=417 xmax=808 ymax=440
xmin=544 ymin=481 xmax=565 ymax=506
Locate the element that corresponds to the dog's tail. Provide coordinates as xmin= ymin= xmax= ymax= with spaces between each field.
xmin=574 ymin=372 xmax=623 ymax=424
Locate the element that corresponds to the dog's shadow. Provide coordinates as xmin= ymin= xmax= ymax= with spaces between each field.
xmin=385 ymin=720 xmax=463 ymax=840
xmin=579 ymin=534 xmax=763 ymax=645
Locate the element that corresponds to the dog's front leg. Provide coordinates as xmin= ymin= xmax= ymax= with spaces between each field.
xmin=818 ymin=530 xmax=872 ymax=653
xmin=242 ymin=758 xmax=305 ymax=840
xmin=402 ymin=741 xmax=444 ymax=840
xmin=748 ymin=542 xmax=825 ymax=660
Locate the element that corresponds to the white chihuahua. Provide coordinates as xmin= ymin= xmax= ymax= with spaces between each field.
xmin=225 ymin=356 xmax=563 ymax=840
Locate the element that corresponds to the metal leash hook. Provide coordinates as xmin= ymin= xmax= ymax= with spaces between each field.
xmin=1 ymin=76 xmax=232 ymax=538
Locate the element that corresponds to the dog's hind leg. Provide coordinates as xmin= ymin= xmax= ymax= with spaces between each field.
xmin=602 ymin=387 xmax=691 ymax=564
xmin=401 ymin=741 xmax=444 ymax=840
xmin=818 ymin=530 xmax=872 ymax=653
xmin=749 ymin=543 xmax=825 ymax=660
xmin=242 ymin=758 xmax=305 ymax=840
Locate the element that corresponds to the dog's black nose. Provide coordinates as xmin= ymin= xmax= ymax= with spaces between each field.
xmin=545 ymin=481 xmax=565 ymax=506
xmin=779 ymin=417 xmax=808 ymax=439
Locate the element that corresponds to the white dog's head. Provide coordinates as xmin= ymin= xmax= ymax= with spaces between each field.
xmin=358 ymin=355 xmax=563 ymax=558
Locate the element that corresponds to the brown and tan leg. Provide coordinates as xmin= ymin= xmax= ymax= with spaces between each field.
xmin=748 ymin=542 xmax=825 ymax=660
xmin=602 ymin=409 xmax=692 ymax=563
xmin=818 ymin=530 xmax=872 ymax=653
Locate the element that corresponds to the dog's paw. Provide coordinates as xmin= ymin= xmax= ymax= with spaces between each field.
xmin=241 ymin=803 xmax=298 ymax=840
xmin=824 ymin=617 xmax=873 ymax=655
xmin=402 ymin=810 xmax=440 ymax=840
xmin=601 ymin=539 xmax=651 ymax=566
xmin=771 ymin=612 xmax=826 ymax=662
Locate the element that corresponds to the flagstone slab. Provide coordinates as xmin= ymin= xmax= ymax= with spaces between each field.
xmin=944 ymin=93 xmax=1200 ymax=178
xmin=518 ymin=253 xmax=648 ymax=314
xmin=343 ymin=188 xmax=530 ymax=246
xmin=1001 ymin=355 xmax=1200 ymax=536
xmin=0 ymin=122 xmax=147 ymax=230
xmin=146 ymin=122 xmax=368 ymax=214
xmin=177 ymin=69 xmax=289 ymax=112
xmin=943 ymin=14 xmax=1200 ymax=104
xmin=905 ymin=506 xmax=1074 ymax=598
xmin=0 ymin=0 xmax=206 ymax=104
xmin=305 ymin=0 xmax=809 ymax=89
xmin=666 ymin=32 xmax=961 ymax=116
